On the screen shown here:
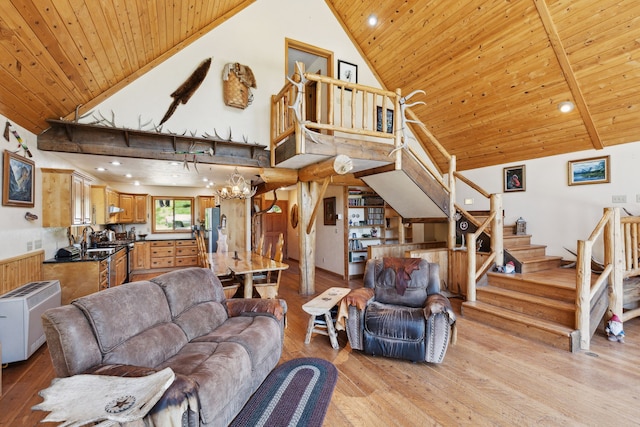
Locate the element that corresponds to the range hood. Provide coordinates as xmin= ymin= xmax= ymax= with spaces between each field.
xmin=108 ymin=204 xmax=124 ymax=214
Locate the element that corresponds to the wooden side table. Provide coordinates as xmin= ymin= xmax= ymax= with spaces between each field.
xmin=302 ymin=287 xmax=351 ymax=349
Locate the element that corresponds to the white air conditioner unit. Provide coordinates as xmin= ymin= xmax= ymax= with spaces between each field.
xmin=0 ymin=280 xmax=61 ymax=364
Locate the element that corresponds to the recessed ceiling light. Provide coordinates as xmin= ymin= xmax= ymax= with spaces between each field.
xmin=111 ymin=161 xmax=121 ymax=166
xmin=133 ymin=181 xmax=140 ymax=186
xmin=169 ymin=161 xmax=181 ymax=166
xmin=368 ymin=14 xmax=377 ymax=26
xmin=202 ymin=177 xmax=209 ymax=182
xmin=95 ymin=167 xmax=106 ymax=172
xmin=125 ymin=173 xmax=132 ymax=178
xmin=558 ymin=101 xmax=574 ymax=113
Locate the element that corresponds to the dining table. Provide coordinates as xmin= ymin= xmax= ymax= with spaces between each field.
xmin=208 ymin=251 xmax=289 ymax=298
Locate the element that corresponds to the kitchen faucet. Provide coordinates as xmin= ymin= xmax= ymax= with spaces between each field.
xmin=81 ymin=226 xmax=95 ymax=252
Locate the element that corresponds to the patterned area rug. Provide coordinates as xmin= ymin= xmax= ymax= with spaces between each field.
xmin=230 ymin=357 xmax=338 ymax=427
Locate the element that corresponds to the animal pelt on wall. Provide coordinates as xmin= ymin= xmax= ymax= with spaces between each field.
xmin=159 ymin=57 xmax=212 ymax=125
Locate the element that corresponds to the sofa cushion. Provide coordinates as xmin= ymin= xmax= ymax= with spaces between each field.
xmin=159 ymin=341 xmax=254 ymax=425
xmin=72 ymin=281 xmax=172 ymax=353
xmin=364 ymin=301 xmax=425 ymax=341
xmin=174 ymin=301 xmax=228 ymax=341
xmin=151 ymin=267 xmax=225 ymax=318
xmin=103 ymin=322 xmax=188 ymax=367
xmin=193 ymin=315 xmax=282 ymax=372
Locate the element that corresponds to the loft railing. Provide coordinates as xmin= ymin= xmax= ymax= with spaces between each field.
xmin=270 ymin=63 xmax=401 ymax=163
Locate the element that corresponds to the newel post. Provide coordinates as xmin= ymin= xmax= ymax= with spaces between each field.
xmin=576 ymin=239 xmax=591 ymax=350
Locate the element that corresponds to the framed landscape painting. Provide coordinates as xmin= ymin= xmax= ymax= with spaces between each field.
xmin=568 ymin=156 xmax=610 ymax=186
xmin=503 ymin=165 xmax=526 ymax=192
xmin=3 ymin=150 xmax=35 ymax=207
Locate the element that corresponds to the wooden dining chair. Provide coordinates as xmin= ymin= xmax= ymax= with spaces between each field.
xmin=197 ymin=230 xmax=239 ymax=299
xmin=254 ymin=233 xmax=284 ymax=299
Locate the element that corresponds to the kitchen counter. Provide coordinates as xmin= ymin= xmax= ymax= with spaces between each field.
xmin=43 ymin=246 xmax=126 ymax=264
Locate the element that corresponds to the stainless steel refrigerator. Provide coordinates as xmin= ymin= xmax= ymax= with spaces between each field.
xmin=204 ymin=206 xmax=220 ymax=253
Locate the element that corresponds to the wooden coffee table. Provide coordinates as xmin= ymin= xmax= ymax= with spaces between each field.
xmin=302 ymin=287 xmax=351 ymax=349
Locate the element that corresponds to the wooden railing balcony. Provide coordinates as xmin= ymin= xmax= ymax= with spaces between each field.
xmin=270 ymin=68 xmax=401 ymax=162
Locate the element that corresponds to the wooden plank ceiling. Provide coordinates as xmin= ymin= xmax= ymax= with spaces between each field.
xmin=0 ymin=0 xmax=638 ymax=171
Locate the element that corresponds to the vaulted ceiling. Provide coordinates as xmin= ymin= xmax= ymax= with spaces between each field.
xmin=0 ymin=0 xmax=638 ymax=172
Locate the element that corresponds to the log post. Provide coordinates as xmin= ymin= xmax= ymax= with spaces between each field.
xmin=306 ymin=177 xmax=330 ymax=235
xmin=298 ymin=181 xmax=316 ymax=295
xmin=298 ymin=154 xmax=353 ymax=182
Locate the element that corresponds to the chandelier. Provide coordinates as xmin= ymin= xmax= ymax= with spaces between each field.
xmin=213 ymin=168 xmax=256 ymax=200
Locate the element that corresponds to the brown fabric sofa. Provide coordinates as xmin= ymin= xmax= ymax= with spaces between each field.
xmin=41 ymin=267 xmax=287 ymax=426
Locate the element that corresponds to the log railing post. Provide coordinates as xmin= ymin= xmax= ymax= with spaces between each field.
xmin=491 ymin=193 xmax=503 ymax=267
xmin=467 ymin=233 xmax=477 ymax=302
xmin=576 ymin=239 xmax=592 ymax=350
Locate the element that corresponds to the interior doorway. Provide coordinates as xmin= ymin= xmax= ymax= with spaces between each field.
xmin=285 ymin=39 xmax=333 ymax=125
xmin=262 ymin=200 xmax=288 ymax=260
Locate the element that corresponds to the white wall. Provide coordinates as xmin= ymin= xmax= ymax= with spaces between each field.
xmin=88 ymin=0 xmax=382 ymax=148
xmin=456 ymin=141 xmax=640 ymax=261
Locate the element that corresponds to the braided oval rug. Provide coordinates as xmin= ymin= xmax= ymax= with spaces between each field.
xmin=230 ymin=357 xmax=338 ymax=427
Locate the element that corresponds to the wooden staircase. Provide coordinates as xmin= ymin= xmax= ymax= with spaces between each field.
xmin=462 ymin=224 xmax=583 ymax=352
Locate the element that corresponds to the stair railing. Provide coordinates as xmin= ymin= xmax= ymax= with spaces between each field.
xmin=575 ymin=207 xmax=622 ymax=350
xmin=620 ymin=214 xmax=640 ymax=321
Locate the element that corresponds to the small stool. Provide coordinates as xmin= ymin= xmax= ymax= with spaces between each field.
xmin=302 ymin=287 xmax=351 ymax=349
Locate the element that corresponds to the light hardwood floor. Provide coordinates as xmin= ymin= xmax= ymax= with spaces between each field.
xmin=1 ymin=260 xmax=639 ymax=426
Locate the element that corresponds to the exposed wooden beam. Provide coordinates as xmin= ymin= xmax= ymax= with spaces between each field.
xmin=298 ymin=154 xmax=353 ymax=182
xmin=38 ymin=119 xmax=269 ymax=168
xmin=258 ymin=167 xmax=298 ymax=184
xmin=533 ymin=0 xmax=603 ymax=150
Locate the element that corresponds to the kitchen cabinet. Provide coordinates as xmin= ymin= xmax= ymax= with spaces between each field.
xmin=43 ymin=260 xmax=102 ymax=305
xmin=113 ymin=193 xmax=148 ymax=224
xmin=134 ymin=195 xmax=148 ymax=223
xmin=114 ymin=248 xmax=127 ymax=285
xmin=91 ymin=185 xmax=121 ymax=225
xmin=133 ymin=241 xmax=150 ymax=270
xmin=99 ymin=259 xmax=109 ymax=291
xmin=150 ymin=241 xmax=175 ymax=268
xmin=42 ymin=168 xmax=92 ymax=227
xmin=146 ymin=239 xmax=199 ymax=269
xmin=175 ymin=239 xmax=198 ymax=267
xmin=119 ymin=194 xmax=134 ymax=223
xmin=197 ymin=196 xmax=216 ymax=224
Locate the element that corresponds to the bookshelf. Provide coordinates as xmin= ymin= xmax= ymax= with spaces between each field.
xmin=344 ymin=186 xmax=405 ymax=279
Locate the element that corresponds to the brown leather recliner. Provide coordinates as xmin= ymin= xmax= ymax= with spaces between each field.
xmin=345 ymin=258 xmax=456 ymax=363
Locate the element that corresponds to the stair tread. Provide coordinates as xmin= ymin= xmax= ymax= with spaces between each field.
xmin=506 ymin=244 xmax=547 ymax=250
xmin=462 ymin=300 xmax=575 ymax=335
xmin=519 ymin=255 xmax=563 ymax=263
xmin=477 ymin=285 xmax=575 ymax=309
xmin=487 ymin=268 xmax=578 ymax=289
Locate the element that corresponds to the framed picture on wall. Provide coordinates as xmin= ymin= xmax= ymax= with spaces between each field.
xmin=3 ymin=150 xmax=35 ymax=207
xmin=503 ymin=165 xmax=526 ymax=192
xmin=376 ymin=106 xmax=394 ymax=134
xmin=568 ymin=155 xmax=610 ymax=186
xmin=323 ymin=196 xmax=337 ymax=225
xmin=338 ymin=60 xmax=358 ymax=88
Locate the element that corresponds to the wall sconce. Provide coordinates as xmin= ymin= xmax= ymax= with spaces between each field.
xmin=558 ymin=101 xmax=575 ymax=113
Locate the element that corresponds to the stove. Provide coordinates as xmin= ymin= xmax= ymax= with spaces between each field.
xmin=95 ymin=240 xmax=135 ymax=248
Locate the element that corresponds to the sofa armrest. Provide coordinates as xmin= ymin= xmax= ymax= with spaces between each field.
xmin=423 ymin=293 xmax=456 ymax=325
xmin=344 ymin=288 xmax=375 ymax=351
xmin=423 ymin=293 xmax=457 ymax=348
xmin=225 ymin=298 xmax=287 ymax=321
